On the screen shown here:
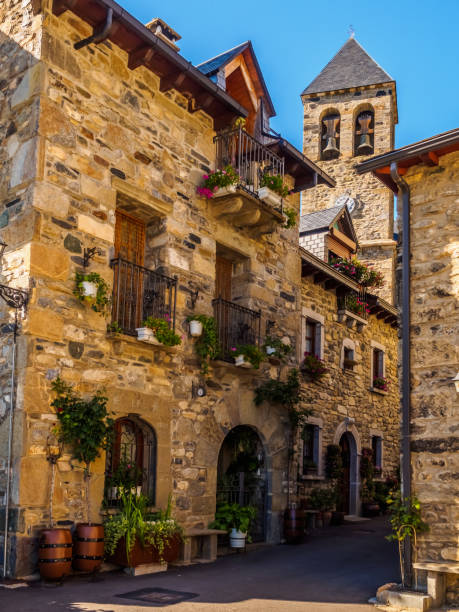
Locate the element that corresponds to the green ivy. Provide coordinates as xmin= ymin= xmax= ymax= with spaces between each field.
xmin=263 ymin=336 xmax=292 ymax=361
xmin=107 ymin=321 xmax=122 ymax=335
xmin=386 ymin=490 xmax=429 ymax=543
xmin=143 ymin=316 xmax=182 ymax=346
xmin=260 ymin=173 xmax=290 ymax=198
xmin=254 ymin=369 xmax=310 ymax=429
xmin=74 ymin=271 xmax=110 ymax=313
xmin=187 ymin=315 xmax=220 ymax=374
xmin=283 ymin=207 xmax=297 ymax=229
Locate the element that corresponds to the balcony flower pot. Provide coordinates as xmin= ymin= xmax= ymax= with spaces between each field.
xmin=234 ymin=354 xmax=252 ymax=368
xmin=136 ymin=327 xmax=160 ymax=344
xmin=81 ymin=281 xmax=98 ymax=299
xmin=229 ymin=528 xmax=247 ymax=548
xmin=265 ymin=346 xmax=276 ymax=356
xmin=213 ymin=184 xmax=237 ymax=198
xmin=257 ymin=186 xmax=282 ymax=208
xmin=189 ymin=320 xmax=203 ymax=337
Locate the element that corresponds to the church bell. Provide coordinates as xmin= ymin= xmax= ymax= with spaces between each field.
xmin=357 ymin=133 xmax=373 ymax=155
xmin=322 ymin=137 xmax=340 ymax=159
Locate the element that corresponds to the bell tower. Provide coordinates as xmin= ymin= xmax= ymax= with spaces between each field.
xmin=301 ymin=37 xmax=397 ymax=303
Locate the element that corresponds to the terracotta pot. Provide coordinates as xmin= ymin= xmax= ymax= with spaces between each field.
xmin=73 ymin=523 xmax=104 ymax=572
xmin=38 ymin=528 xmax=73 ymax=580
xmin=283 ymin=508 xmax=306 ymax=544
xmin=321 ymin=510 xmax=332 ymax=527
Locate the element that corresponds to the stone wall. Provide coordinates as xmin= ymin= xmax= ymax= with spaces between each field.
xmin=301 ymin=86 xmax=397 ymax=303
xmin=297 ymin=278 xmax=400 ymax=508
xmin=1 ymin=0 xmax=303 ymax=576
xmin=402 ymin=150 xmax=459 ymax=602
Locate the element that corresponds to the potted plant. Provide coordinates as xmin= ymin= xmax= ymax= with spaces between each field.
xmin=197 ymin=165 xmax=239 ymax=199
xmin=209 ymin=502 xmax=256 ymax=548
xmin=38 ymin=435 xmax=73 ymax=581
xmin=330 ymin=256 xmax=384 ymax=288
xmin=301 ymin=352 xmax=328 ymax=381
xmin=187 ymin=315 xmax=203 ymax=337
xmin=106 ymin=457 xmax=144 ymax=502
xmin=231 ymin=344 xmax=266 ymax=369
xmin=258 ymin=173 xmax=290 ymax=208
xmin=51 ymin=377 xmax=114 ymax=573
xmin=263 ymin=336 xmax=292 ymax=362
xmin=308 ymin=487 xmax=336 ymax=527
xmin=137 ymin=315 xmax=182 ymax=346
xmin=74 ymin=272 xmax=110 ymax=313
xmin=187 ymin=314 xmax=219 ymax=374
xmin=106 ymin=321 xmax=122 ymax=337
xmin=373 ymin=376 xmax=388 ymax=391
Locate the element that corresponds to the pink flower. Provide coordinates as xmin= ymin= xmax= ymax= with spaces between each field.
xmin=203 ymin=174 xmax=209 ymax=180
xmin=231 ymin=347 xmax=236 ymax=351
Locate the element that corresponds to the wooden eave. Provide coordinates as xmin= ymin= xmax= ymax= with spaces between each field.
xmin=355 ymin=127 xmax=459 ymax=193
xmin=268 ymin=139 xmax=335 ymax=191
xmin=300 ymin=247 xmax=399 ymax=327
xmin=52 ymin=0 xmax=248 ymax=130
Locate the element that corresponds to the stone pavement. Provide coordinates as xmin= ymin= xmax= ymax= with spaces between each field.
xmin=0 ymin=517 xmax=398 ymax=611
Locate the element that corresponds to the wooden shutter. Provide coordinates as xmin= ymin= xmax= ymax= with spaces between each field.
xmin=114 ymin=210 xmax=145 ymax=265
xmin=215 ymin=256 xmax=233 ymax=300
xmin=314 ymin=322 xmax=322 ymax=358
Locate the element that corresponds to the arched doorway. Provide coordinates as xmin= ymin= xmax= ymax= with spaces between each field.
xmin=338 ymin=431 xmax=359 ymax=515
xmin=217 ymin=426 xmax=267 ymax=542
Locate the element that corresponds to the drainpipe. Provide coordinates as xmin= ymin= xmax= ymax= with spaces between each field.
xmin=390 ymin=162 xmax=412 ymax=586
xmin=74 ymin=7 xmax=113 ymax=50
xmin=2 ymin=312 xmax=18 ymax=579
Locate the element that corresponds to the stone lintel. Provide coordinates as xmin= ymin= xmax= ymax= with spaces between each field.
xmin=111 ymin=176 xmax=173 ymax=217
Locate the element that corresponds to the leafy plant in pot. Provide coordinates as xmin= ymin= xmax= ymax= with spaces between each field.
xmin=74 ymin=271 xmax=110 ymax=314
xmin=38 ymin=434 xmax=73 ymax=581
xmin=263 ymin=336 xmax=292 ymax=362
xmin=232 ymin=344 xmax=266 ymax=369
xmin=307 ymin=487 xmax=336 ymax=527
xmin=186 ymin=314 xmax=220 ymax=374
xmin=209 ymin=502 xmax=256 ymax=548
xmin=51 ymin=377 xmax=114 ymax=572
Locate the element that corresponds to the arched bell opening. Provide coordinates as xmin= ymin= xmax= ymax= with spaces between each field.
xmin=354 ymin=107 xmax=375 ymax=156
xmin=320 ymin=111 xmax=341 ymax=160
xmin=216 ymin=425 xmax=268 ymax=542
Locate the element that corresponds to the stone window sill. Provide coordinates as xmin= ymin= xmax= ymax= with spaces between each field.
xmin=210 ymin=359 xmax=265 ymax=375
xmin=106 ymin=331 xmax=180 ymax=354
xmin=337 ymin=309 xmax=368 ymax=331
xmin=370 ymin=387 xmax=388 ymax=395
xmin=300 ymin=474 xmax=325 ymax=481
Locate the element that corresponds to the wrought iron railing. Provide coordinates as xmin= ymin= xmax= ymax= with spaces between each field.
xmin=214 ymin=127 xmax=285 ymax=198
xmin=110 ymin=258 xmax=177 ymax=335
xmin=337 ymin=289 xmax=369 ymax=320
xmin=212 ymin=297 xmax=261 ymax=362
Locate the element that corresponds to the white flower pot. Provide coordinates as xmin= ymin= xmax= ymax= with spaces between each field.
xmin=266 ymin=346 xmax=276 ymax=356
xmin=189 ymin=320 xmax=203 ymax=337
xmin=235 ymin=354 xmax=252 ymax=368
xmin=257 ymin=186 xmax=282 ymax=208
xmin=129 ymin=486 xmax=142 ymax=496
xmin=82 ymin=281 xmax=98 ymax=298
xmin=136 ymin=328 xmax=160 ymax=344
xmin=213 ymin=184 xmax=237 ymax=198
xmin=229 ymin=528 xmax=247 ymax=548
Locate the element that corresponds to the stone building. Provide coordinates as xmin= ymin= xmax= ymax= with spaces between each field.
xmin=357 ymin=128 xmax=459 ymax=605
xmin=0 ymin=0 xmax=401 ymax=581
xmin=301 ymin=36 xmax=398 ymax=303
xmin=0 ymin=0 xmax=338 ymax=577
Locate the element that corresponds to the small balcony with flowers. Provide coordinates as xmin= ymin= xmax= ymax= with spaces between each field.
xmin=197 ymin=126 xmax=295 ymax=234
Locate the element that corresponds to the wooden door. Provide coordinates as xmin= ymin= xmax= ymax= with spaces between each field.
xmin=215 ymin=256 xmax=232 ymax=300
xmin=339 ymin=434 xmax=351 ymax=513
xmin=113 ymin=211 xmax=146 ymax=331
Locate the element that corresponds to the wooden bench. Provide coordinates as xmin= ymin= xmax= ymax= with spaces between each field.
xmin=172 ymin=528 xmax=227 ymax=566
xmin=413 ymin=562 xmax=459 ymax=607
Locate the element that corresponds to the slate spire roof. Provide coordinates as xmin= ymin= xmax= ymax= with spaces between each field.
xmin=299 ymin=204 xmax=358 ymax=244
xmin=302 ymin=37 xmax=394 ymax=95
xmin=196 ymin=41 xmax=250 ymax=77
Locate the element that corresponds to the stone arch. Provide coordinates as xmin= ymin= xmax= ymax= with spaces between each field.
xmin=334 ymin=420 xmax=361 ymax=515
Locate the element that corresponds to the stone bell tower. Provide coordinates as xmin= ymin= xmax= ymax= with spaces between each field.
xmin=301 ymin=36 xmax=397 ymax=303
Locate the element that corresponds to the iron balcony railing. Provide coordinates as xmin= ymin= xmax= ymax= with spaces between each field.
xmin=337 ymin=289 xmax=369 ymax=320
xmin=214 ymin=127 xmax=285 ymax=199
xmin=212 ymin=297 xmax=261 ymax=362
xmin=111 ymin=258 xmax=177 ymax=336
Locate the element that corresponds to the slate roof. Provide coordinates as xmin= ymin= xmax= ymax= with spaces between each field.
xmin=196 ymin=42 xmax=250 ymax=77
xmin=302 ymin=37 xmax=393 ymax=95
xmin=299 ymin=205 xmax=344 ymax=233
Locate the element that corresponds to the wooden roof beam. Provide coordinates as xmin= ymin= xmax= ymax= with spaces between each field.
xmin=313 ymin=272 xmax=328 ymax=285
xmin=128 ymin=46 xmax=155 ymax=70
xmin=420 ymin=151 xmax=439 ymax=166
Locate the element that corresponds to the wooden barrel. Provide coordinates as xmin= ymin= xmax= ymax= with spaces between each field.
xmin=73 ymin=524 xmax=105 ymax=572
xmin=284 ymin=508 xmax=306 ymax=544
xmin=39 ymin=528 xmax=73 ymax=580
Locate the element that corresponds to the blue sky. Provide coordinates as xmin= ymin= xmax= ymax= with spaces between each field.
xmin=124 ymin=0 xmax=458 ymax=151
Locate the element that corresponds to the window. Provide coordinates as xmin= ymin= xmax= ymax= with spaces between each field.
xmin=343 ymin=346 xmax=355 ymax=370
xmin=321 ymin=113 xmax=340 ymax=160
xmin=105 ymin=417 xmax=157 ymax=506
xmin=354 ymin=110 xmax=374 ymax=156
xmin=371 ymin=436 xmax=382 ymax=474
xmin=302 ymin=424 xmax=320 ymax=475
xmin=373 ymin=348 xmax=384 ymax=380
xmin=305 ymin=318 xmax=321 ymax=357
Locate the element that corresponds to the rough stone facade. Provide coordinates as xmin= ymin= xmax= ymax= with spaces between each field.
xmin=297 ymin=271 xmax=400 ymax=512
xmin=401 ymin=150 xmax=459 ymax=602
xmin=301 ymin=84 xmax=397 ymax=303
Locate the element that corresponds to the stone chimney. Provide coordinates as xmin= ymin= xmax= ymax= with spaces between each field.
xmin=145 ymin=18 xmax=181 ymax=52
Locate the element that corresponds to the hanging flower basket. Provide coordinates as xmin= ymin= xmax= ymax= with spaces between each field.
xmin=189 ymin=320 xmax=203 ymax=337
xmin=81 ymin=281 xmax=98 ymax=298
